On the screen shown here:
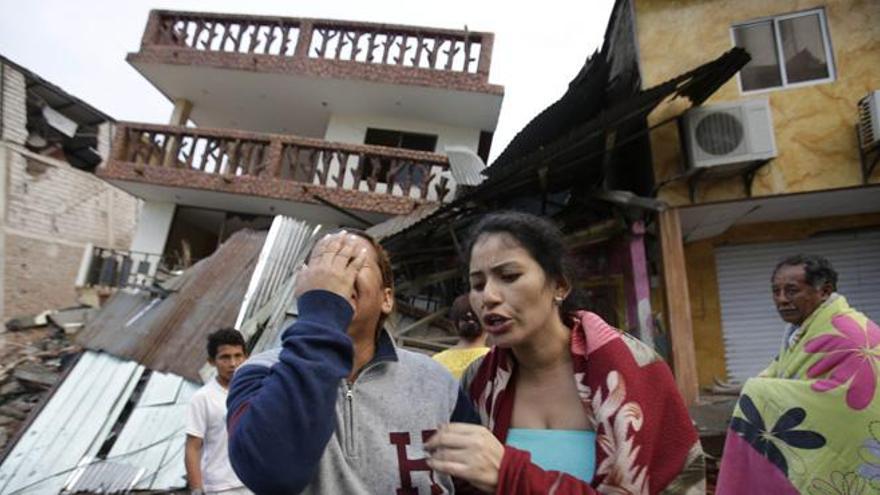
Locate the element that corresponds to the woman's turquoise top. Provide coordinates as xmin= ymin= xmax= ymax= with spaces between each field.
xmin=506 ymin=428 xmax=596 ymax=482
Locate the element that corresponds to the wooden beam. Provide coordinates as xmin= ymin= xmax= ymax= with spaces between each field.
xmin=658 ymin=208 xmax=699 ymax=406
xmin=398 ymin=336 xmax=451 ymax=353
xmin=395 ymin=306 xmax=449 ymax=338
xmin=395 ymin=267 xmax=460 ymax=295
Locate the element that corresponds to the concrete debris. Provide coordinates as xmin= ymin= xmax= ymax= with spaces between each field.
xmin=47 ymin=306 xmax=98 ymax=335
xmin=0 ymin=406 xmax=26 ymax=422
xmin=3 ymin=310 xmax=52 ymax=332
xmin=12 ymin=362 xmax=58 ymax=389
xmin=0 ymin=381 xmax=24 ymax=397
xmin=0 ymin=323 xmax=78 ymax=452
xmin=4 ymin=306 xmax=94 ymax=335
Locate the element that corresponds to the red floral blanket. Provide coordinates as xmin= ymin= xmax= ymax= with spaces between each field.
xmin=463 ymin=311 xmax=704 ymax=494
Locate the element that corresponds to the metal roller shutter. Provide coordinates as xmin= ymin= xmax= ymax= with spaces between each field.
xmin=714 ymin=230 xmax=880 ymax=382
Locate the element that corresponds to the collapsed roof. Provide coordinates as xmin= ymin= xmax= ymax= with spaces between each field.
xmin=1 ymin=54 xmax=114 ymax=169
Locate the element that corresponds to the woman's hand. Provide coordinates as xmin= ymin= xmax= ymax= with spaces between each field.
xmin=424 ymin=423 xmax=504 ymax=493
xmin=294 ymin=232 xmax=367 ymax=308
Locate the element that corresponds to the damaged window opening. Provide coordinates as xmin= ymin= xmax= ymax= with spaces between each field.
xmin=162 ymin=207 xmax=273 ymax=271
xmin=22 ymin=77 xmax=104 ymax=170
xmin=361 ymin=128 xmax=438 ymax=185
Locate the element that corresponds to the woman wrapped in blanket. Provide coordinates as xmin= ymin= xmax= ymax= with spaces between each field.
xmin=425 ymin=211 xmax=705 ymax=494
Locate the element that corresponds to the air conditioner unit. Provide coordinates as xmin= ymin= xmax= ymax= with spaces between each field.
xmin=858 ymin=90 xmax=880 ymax=149
xmin=682 ymin=98 xmax=777 ymax=173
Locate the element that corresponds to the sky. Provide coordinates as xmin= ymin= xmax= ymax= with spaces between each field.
xmin=0 ymin=0 xmax=615 ymax=161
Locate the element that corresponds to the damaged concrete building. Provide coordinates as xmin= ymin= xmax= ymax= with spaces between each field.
xmin=0 ymin=55 xmax=139 ymax=321
xmin=101 ymin=9 xmax=504 ymax=272
xmin=0 ymin=9 xmax=505 ymax=493
xmin=0 ymin=54 xmax=141 ymax=480
xmin=0 ymin=220 xmax=312 ymax=493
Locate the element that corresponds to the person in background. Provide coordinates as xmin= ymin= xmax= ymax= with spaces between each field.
xmin=185 ymin=328 xmax=250 ymax=495
xmin=433 ymin=294 xmax=490 ymax=379
xmin=226 ymin=230 xmax=478 ymax=494
xmin=717 ymin=255 xmax=880 ymax=493
xmin=425 ymin=211 xmax=704 ymax=494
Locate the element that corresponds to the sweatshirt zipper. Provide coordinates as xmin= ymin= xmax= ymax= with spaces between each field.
xmin=344 ymin=381 xmax=355 ymax=456
xmin=341 ymin=360 xmax=387 ymax=458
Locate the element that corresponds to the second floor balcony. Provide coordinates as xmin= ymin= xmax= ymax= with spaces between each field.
xmin=99 ymin=123 xmax=454 ymax=224
xmin=127 ymin=10 xmax=504 ymax=137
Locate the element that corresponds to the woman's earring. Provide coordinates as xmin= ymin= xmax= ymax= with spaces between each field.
xmin=553 ymin=295 xmax=564 ymax=306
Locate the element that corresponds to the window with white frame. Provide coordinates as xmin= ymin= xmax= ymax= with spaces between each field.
xmin=732 ymin=8 xmax=835 ymax=92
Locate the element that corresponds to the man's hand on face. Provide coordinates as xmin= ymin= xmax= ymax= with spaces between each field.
xmin=295 ymin=232 xmax=368 ymax=310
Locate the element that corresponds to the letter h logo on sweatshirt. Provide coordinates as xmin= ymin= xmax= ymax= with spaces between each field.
xmin=390 ymin=430 xmax=442 ymax=495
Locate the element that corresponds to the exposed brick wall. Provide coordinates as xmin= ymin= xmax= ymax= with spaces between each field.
xmin=3 ymin=149 xmax=141 ymax=318
xmin=6 ymin=152 xmax=138 ymax=247
xmin=1 ymin=64 xmax=27 ymax=145
xmin=97 ymin=122 xmax=113 ymax=160
xmin=1 ymin=63 xmax=141 ymax=319
xmin=4 ymin=233 xmax=83 ymax=317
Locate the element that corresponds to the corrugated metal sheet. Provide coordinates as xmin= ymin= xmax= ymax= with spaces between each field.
xmin=715 ymin=230 xmax=880 ymax=382
xmin=380 ymin=49 xmax=749 ymax=252
xmin=246 ymin=274 xmax=299 ymax=355
xmin=498 ymin=45 xmax=745 ymax=178
xmin=235 ymin=217 xmax=321 ymax=332
xmin=444 ymin=146 xmax=486 ymax=186
xmin=0 ymin=351 xmax=144 ymax=495
xmin=0 ymin=353 xmax=200 ymax=494
xmin=366 ymin=203 xmax=442 ymax=242
xmin=75 ymin=229 xmax=267 ymax=383
xmin=64 ymin=460 xmax=145 ymax=494
xmin=103 ymin=372 xmax=199 ymax=491
xmin=229 ymin=216 xmax=322 ymax=357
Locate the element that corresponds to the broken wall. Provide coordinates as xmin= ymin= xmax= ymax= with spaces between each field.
xmin=1 ymin=62 xmax=140 ymax=319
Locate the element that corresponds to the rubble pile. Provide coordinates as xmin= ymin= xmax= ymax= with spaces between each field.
xmin=0 ymin=321 xmax=79 ymax=451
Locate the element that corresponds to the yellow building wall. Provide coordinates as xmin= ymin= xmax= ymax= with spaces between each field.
xmin=683 ymin=239 xmax=727 ymax=387
xmin=634 ymin=0 xmax=880 ymax=206
xmin=683 ymin=212 xmax=880 ymax=387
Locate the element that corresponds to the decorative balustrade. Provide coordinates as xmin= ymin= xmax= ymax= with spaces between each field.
xmin=112 ymin=123 xmax=453 ymax=201
xmin=143 ymin=10 xmax=493 ymax=77
xmin=307 ymin=21 xmax=484 ymax=74
xmin=154 ymin=12 xmax=301 ymax=57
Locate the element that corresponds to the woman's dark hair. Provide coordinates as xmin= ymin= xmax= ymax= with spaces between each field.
xmin=449 ymin=294 xmax=483 ymax=341
xmin=465 ymin=211 xmax=581 ymax=318
xmin=207 ymin=328 xmax=247 ymax=360
xmin=772 ymin=254 xmax=838 ymax=291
